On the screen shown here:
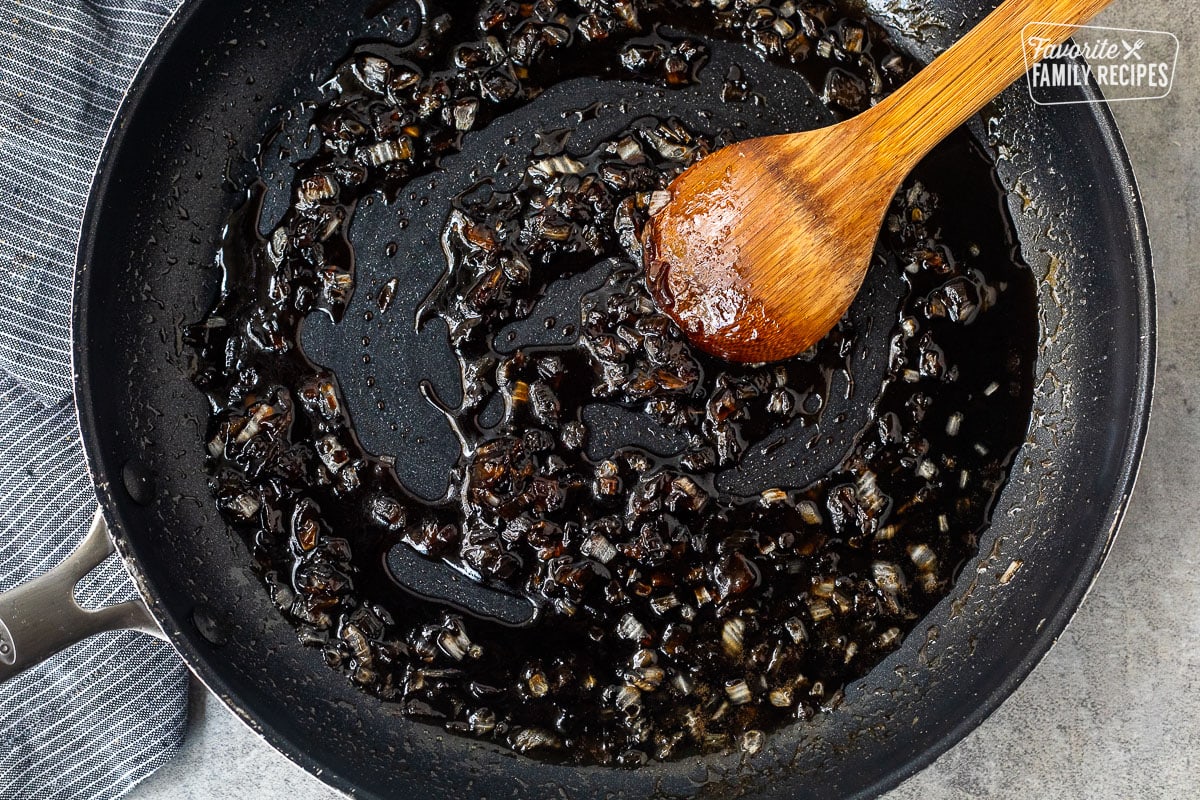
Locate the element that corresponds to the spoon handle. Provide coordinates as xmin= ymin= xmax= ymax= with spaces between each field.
xmin=866 ymin=0 xmax=1115 ymax=171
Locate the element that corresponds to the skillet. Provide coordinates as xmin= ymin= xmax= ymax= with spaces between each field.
xmin=0 ymin=0 xmax=1153 ymax=797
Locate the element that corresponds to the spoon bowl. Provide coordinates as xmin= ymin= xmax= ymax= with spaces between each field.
xmin=644 ymin=121 xmax=899 ymax=362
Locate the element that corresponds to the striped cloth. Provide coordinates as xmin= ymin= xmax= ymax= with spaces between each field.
xmin=0 ymin=1 xmax=188 ymax=799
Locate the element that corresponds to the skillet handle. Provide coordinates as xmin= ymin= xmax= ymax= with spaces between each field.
xmin=0 ymin=508 xmax=164 ymax=683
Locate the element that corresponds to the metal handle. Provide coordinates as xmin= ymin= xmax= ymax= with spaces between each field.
xmin=0 ymin=508 xmax=164 ymax=682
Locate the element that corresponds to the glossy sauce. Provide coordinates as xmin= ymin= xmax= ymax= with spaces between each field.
xmin=185 ymin=0 xmax=1037 ymax=765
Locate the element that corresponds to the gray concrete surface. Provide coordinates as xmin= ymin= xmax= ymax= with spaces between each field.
xmin=124 ymin=2 xmax=1198 ymax=798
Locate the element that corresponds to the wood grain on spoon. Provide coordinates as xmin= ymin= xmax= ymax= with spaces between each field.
xmin=643 ymin=0 xmax=1115 ymax=363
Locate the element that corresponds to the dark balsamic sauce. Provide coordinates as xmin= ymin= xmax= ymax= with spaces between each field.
xmin=184 ymin=0 xmax=1037 ymax=764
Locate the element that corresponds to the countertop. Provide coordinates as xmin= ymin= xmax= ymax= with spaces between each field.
xmin=126 ymin=2 xmax=1198 ymax=798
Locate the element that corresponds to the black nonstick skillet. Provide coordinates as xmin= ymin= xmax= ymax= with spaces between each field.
xmin=0 ymin=0 xmax=1152 ymax=798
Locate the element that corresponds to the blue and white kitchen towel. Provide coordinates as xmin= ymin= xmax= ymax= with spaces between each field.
xmin=0 ymin=1 xmax=189 ymax=799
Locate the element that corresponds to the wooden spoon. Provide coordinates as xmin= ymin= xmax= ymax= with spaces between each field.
xmin=643 ymin=0 xmax=1114 ymax=363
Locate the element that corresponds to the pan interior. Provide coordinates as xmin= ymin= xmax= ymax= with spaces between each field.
xmin=183 ymin=0 xmax=1040 ymax=769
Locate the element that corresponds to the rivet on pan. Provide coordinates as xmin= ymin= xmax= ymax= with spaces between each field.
xmin=191 ymin=604 xmax=229 ymax=647
xmin=121 ymin=459 xmax=154 ymax=506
